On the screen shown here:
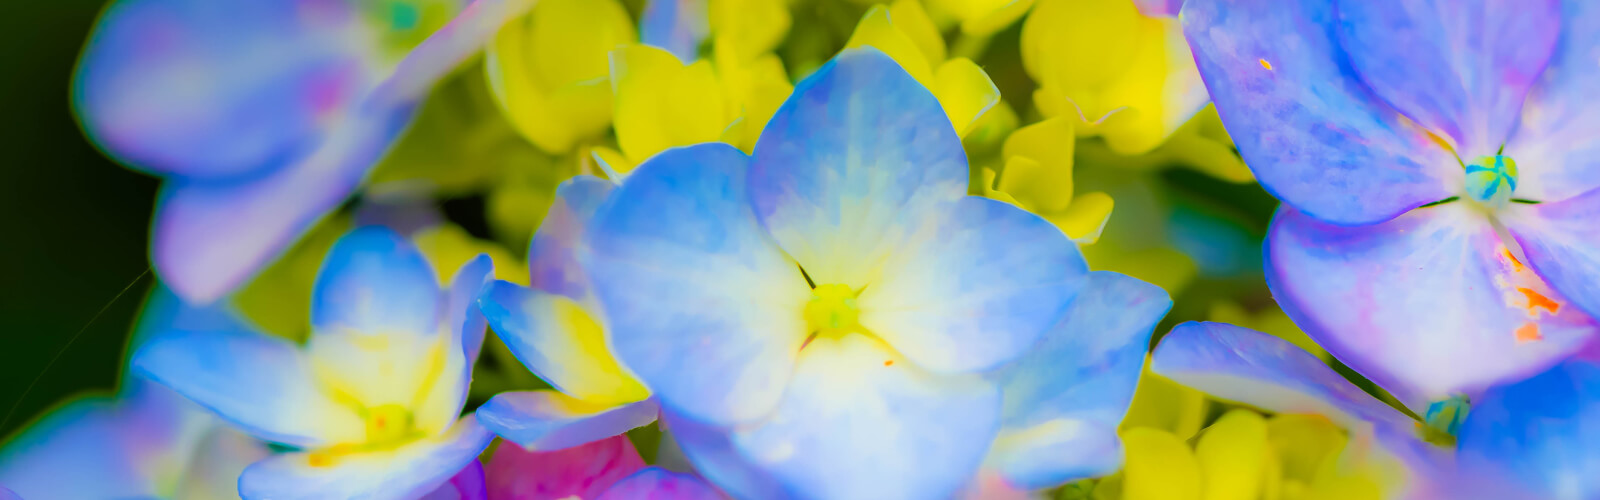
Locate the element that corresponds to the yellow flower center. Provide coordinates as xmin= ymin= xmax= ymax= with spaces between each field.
xmin=804 ymin=284 xmax=862 ymax=337
xmin=364 ymin=404 xmax=416 ymax=446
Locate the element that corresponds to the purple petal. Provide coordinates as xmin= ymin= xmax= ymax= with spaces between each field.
xmin=1181 ymin=0 xmax=1459 ymax=226
xmin=476 ymin=391 xmax=659 ymax=451
xmin=1334 ymin=0 xmax=1559 ymax=154
xmin=1267 ymin=203 xmax=1597 ymax=407
xmin=528 ymin=175 xmax=613 ymax=302
xmin=660 ymin=412 xmax=790 ymax=500
xmin=1152 ymin=321 xmax=1413 ymax=429
xmin=421 ymin=460 xmax=488 ymax=500
xmin=1505 ymin=1 xmax=1600 ymax=203
xmin=596 ymin=468 xmax=725 ymax=500
xmin=1503 ymin=189 xmax=1600 ymax=322
xmin=640 ymin=0 xmax=709 ymax=63
xmin=483 ymin=434 xmax=645 ymax=500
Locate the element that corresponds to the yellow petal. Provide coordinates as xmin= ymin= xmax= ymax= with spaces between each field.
xmin=889 ymin=0 xmax=946 ymax=70
xmin=1197 ymin=410 xmax=1270 ymax=500
xmin=485 ymin=0 xmax=632 ymax=153
xmin=1121 ymin=357 xmax=1210 ymax=439
xmin=610 ymin=45 xmax=729 ymax=164
xmin=1265 ymin=414 xmax=1348 ymax=484
xmin=411 ymin=224 xmax=529 ymax=286
xmin=1047 ymin=191 xmax=1113 ymax=244
xmin=1122 ymin=427 xmax=1202 ymax=500
xmin=959 ymin=0 xmax=1036 ymax=36
xmin=1020 ymin=0 xmax=1144 ymax=95
xmin=536 ymin=295 xmax=652 ymax=405
xmin=933 ymin=58 xmax=1001 ymax=137
xmin=997 ymin=117 xmax=1075 ymax=212
xmin=708 ymin=0 xmax=791 ymax=63
xmin=844 ymin=6 xmax=934 ymax=86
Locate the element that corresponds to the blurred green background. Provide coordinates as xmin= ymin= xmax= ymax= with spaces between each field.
xmin=0 ymin=0 xmax=154 ymax=441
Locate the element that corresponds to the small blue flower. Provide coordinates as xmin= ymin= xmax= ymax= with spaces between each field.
xmin=1186 ymin=0 xmax=1600 ymax=407
xmin=582 ymin=48 xmax=1163 ymax=498
xmin=72 ymin=0 xmax=534 ymax=303
xmin=132 ymin=227 xmax=497 ymax=498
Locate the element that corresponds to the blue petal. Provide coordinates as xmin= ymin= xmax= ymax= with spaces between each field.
xmin=1268 ymin=204 xmax=1597 ymax=406
xmin=585 ymin=143 xmax=812 ymax=426
xmin=1334 ymin=0 xmax=1559 ymax=154
xmin=476 ymin=391 xmax=659 ymax=451
xmin=1152 ymin=321 xmax=1414 ymax=429
xmin=1458 ymin=360 xmax=1600 ymax=499
xmin=660 ymin=412 xmax=791 ymax=500
xmin=748 ymin=47 xmax=968 ymax=287
xmin=311 ymin=226 xmax=442 ymax=336
xmin=446 ymin=254 xmax=495 ymax=362
xmin=1505 ymin=1 xmax=1600 ymax=203
xmin=239 ymin=415 xmax=496 ymax=499
xmin=149 ymin=0 xmax=536 ymax=304
xmin=71 ymin=0 xmax=385 ymax=179
xmin=132 ymin=329 xmax=366 ymax=447
xmin=1505 ymin=188 xmax=1600 ymax=321
xmin=478 ymin=280 xmax=645 ymax=404
xmin=859 ymin=196 xmax=1088 ymax=373
xmin=529 ymin=175 xmax=614 ymax=302
xmin=1181 ymin=0 xmax=1458 ymax=226
xmin=728 ymin=335 xmax=1000 ymax=500
xmin=640 ymin=0 xmax=709 ymax=63
xmin=596 ymin=467 xmax=724 ymax=500
xmin=985 ymin=272 xmax=1171 ymax=489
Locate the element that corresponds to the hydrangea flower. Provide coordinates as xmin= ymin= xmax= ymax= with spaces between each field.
xmin=582 ymin=48 xmax=1160 ymax=498
xmin=475 ymin=176 xmax=660 ymax=451
xmin=1151 ymin=322 xmax=1464 ymax=499
xmin=132 ymin=227 xmax=497 ymax=498
xmin=73 ymin=0 xmax=532 ymax=303
xmin=0 ymin=287 xmax=268 ymax=499
xmin=1184 ymin=0 xmax=1600 ymax=406
xmin=484 ymin=434 xmax=724 ymax=499
xmin=1020 ymin=0 xmax=1210 ymax=156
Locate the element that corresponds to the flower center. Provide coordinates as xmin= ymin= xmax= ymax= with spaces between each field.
xmin=803 ymin=284 xmax=862 ymax=337
xmin=1418 ymin=395 xmax=1469 ymax=446
xmin=365 ymin=404 xmax=416 ymax=446
xmin=1464 ymin=154 xmax=1519 ymax=210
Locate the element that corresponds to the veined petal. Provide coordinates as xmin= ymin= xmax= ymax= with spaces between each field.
xmin=239 ymin=416 xmax=495 ymax=499
xmin=71 ymin=0 xmax=385 ymax=179
xmin=528 ymin=175 xmax=613 ymax=302
xmin=1181 ymin=0 xmax=1459 ymax=226
xmin=132 ymin=329 xmax=366 ymax=448
xmin=984 ymin=272 xmax=1171 ymax=489
xmin=1505 ymin=1 xmax=1600 ymax=202
xmin=1334 ymin=0 xmax=1559 ymax=154
xmin=153 ymin=0 xmax=532 ymax=303
xmin=1152 ymin=322 xmax=1413 ymax=430
xmin=860 ymin=196 xmax=1088 ymax=373
xmin=729 ymin=335 xmax=1000 ymax=500
xmin=597 ymin=468 xmax=725 ymax=500
xmin=749 ymin=48 xmax=968 ymax=288
xmin=483 ymin=434 xmax=644 ymax=500
xmin=585 ymin=143 xmax=811 ymax=426
xmin=311 ymin=226 xmax=442 ymax=337
xmin=1503 ymin=188 xmax=1600 ymax=321
xmin=1458 ymin=360 xmax=1600 ymax=499
xmin=476 ymin=391 xmax=659 ymax=451
xmin=479 ymin=281 xmax=648 ymax=404
xmin=1267 ymin=204 xmax=1597 ymax=406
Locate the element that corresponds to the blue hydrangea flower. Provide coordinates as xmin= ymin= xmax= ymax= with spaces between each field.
xmin=0 ymin=286 xmax=268 ymax=499
xmin=581 ymin=48 xmax=1163 ymax=498
xmin=131 ymin=227 xmax=497 ymax=498
xmin=1185 ymin=0 xmax=1600 ymax=407
xmin=474 ymin=175 xmax=661 ymax=451
xmin=1458 ymin=358 xmax=1600 ymax=499
xmin=72 ymin=0 xmax=533 ymax=303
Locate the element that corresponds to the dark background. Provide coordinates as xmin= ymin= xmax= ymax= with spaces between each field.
xmin=0 ymin=0 xmax=157 ymax=440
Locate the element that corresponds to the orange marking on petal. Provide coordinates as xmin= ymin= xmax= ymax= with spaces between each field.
xmin=308 ymin=452 xmax=334 ymax=468
xmin=1518 ymin=287 xmax=1561 ymax=314
xmin=1515 ymin=323 xmax=1543 ymax=343
xmin=1258 ymin=58 xmax=1273 ymax=70
xmin=883 ymin=360 xmax=894 ymax=366
xmin=1502 ymin=248 xmax=1525 ymax=272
